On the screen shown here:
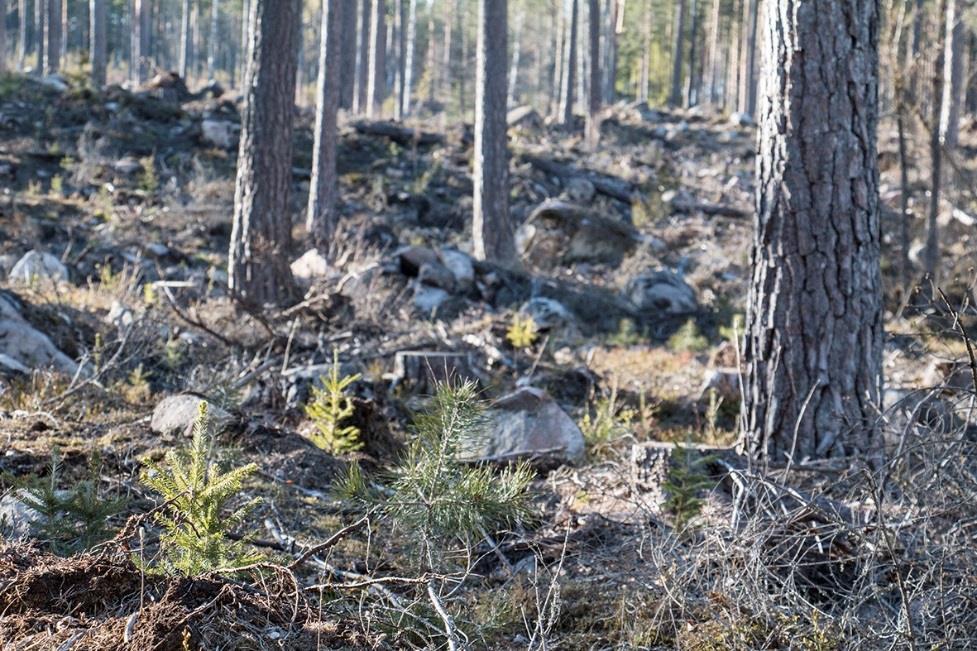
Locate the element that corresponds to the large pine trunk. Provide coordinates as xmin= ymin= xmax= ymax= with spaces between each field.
xmin=228 ymin=0 xmax=300 ymax=306
xmin=473 ymin=0 xmax=516 ymax=265
xmin=306 ymin=0 xmax=343 ymax=251
xmin=744 ymin=0 xmax=883 ymax=464
xmin=90 ymin=0 xmax=106 ymax=85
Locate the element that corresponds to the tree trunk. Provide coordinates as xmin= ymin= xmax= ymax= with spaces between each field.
xmin=737 ymin=0 xmax=758 ymax=116
xmin=703 ymin=0 xmax=720 ymax=104
xmin=339 ymin=0 xmax=356 ymax=108
xmin=228 ymin=0 xmax=300 ymax=306
xmin=354 ymin=0 xmax=370 ymax=113
xmin=908 ymin=0 xmax=924 ymax=102
xmin=34 ymin=0 xmax=43 ymax=73
xmin=90 ymin=0 xmax=106 ymax=85
xmin=745 ymin=0 xmax=883 ymax=464
xmin=585 ymin=0 xmax=600 ymax=146
xmin=926 ymin=0 xmax=948 ymax=282
xmin=551 ymin=1 xmax=564 ymax=115
xmin=402 ymin=0 xmax=416 ymax=116
xmin=684 ymin=0 xmax=699 ymax=107
xmin=440 ymin=0 xmax=452 ymax=105
xmin=559 ymin=0 xmax=577 ymax=126
xmin=366 ymin=0 xmax=385 ymax=118
xmin=179 ymin=0 xmax=191 ymax=79
xmin=726 ymin=0 xmax=741 ymax=109
xmin=669 ymin=0 xmax=686 ymax=107
xmin=208 ymin=0 xmax=219 ymax=79
xmin=58 ymin=0 xmax=65 ymax=61
xmin=473 ymin=0 xmax=515 ymax=265
xmin=17 ymin=0 xmax=26 ymax=72
xmin=507 ymin=5 xmax=522 ymax=107
xmin=307 ymin=0 xmax=343 ymax=252
xmin=131 ymin=0 xmax=144 ymax=83
xmin=44 ymin=0 xmax=60 ymax=73
xmin=638 ymin=0 xmax=649 ymax=102
xmin=0 ymin=0 xmax=7 ymax=71
xmin=941 ymin=0 xmax=964 ymax=149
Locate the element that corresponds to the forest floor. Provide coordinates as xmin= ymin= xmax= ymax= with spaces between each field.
xmin=1 ymin=71 xmax=977 ymax=649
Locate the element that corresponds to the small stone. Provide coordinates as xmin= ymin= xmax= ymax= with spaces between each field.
xmin=417 ymin=261 xmax=456 ymax=292
xmin=150 ymin=394 xmax=233 ymax=437
xmin=200 ymin=119 xmax=238 ymax=149
xmin=8 ymin=251 xmax=69 ymax=284
xmin=564 ymin=177 xmax=596 ymax=204
xmin=520 ymin=297 xmax=575 ymax=332
xmin=112 ymin=157 xmax=143 ymax=176
xmin=290 ymin=248 xmax=332 ymax=285
xmin=625 ymin=270 xmax=698 ymax=315
xmin=439 ymin=249 xmax=475 ymax=289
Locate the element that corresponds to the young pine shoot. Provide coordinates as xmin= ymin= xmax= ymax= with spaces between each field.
xmin=305 ymin=350 xmax=363 ymax=454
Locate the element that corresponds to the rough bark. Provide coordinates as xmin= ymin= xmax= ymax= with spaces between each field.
xmin=228 ymin=0 xmax=300 ymax=306
xmin=737 ymin=0 xmax=758 ymax=116
xmin=35 ymin=0 xmax=43 ymax=74
xmin=745 ymin=0 xmax=883 ymax=464
xmin=366 ymin=0 xmax=385 ymax=118
xmin=306 ymin=0 xmax=343 ymax=252
xmin=559 ymin=0 xmax=577 ymax=126
xmin=90 ymin=0 xmax=106 ymax=86
xmin=44 ymin=0 xmax=60 ymax=73
xmin=669 ymin=0 xmax=686 ymax=107
xmin=585 ymin=0 xmax=600 ymax=146
xmin=339 ymin=0 xmax=357 ymax=108
xmin=473 ymin=0 xmax=516 ymax=265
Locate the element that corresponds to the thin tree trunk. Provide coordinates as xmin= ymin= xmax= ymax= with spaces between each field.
xmin=473 ymin=0 xmax=515 ymax=265
xmin=366 ymin=0 xmax=385 ymax=118
xmin=229 ymin=0 xmax=300 ymax=306
xmin=684 ymin=0 xmax=699 ymax=107
xmin=354 ymin=0 xmax=370 ymax=113
xmin=941 ymin=0 xmax=964 ymax=148
xmin=44 ymin=0 xmax=60 ymax=73
xmin=669 ymin=0 xmax=686 ymax=107
xmin=35 ymin=0 xmax=43 ymax=74
xmin=586 ymin=0 xmax=600 ymax=146
xmin=440 ymin=0 xmax=452 ymax=105
xmin=507 ymin=5 xmax=523 ymax=107
xmin=58 ymin=0 xmax=65 ymax=61
xmin=638 ymin=0 xmax=649 ymax=102
xmin=927 ymin=0 xmax=948 ymax=282
xmin=726 ymin=0 xmax=741 ymax=109
xmin=559 ymin=0 xmax=577 ymax=125
xmin=551 ymin=0 xmax=564 ymax=115
xmin=17 ymin=0 xmax=26 ymax=72
xmin=339 ymin=0 xmax=356 ymax=108
xmin=703 ymin=0 xmax=720 ymax=104
xmin=208 ymin=0 xmax=219 ymax=79
xmin=737 ymin=0 xmax=758 ymax=116
xmin=908 ymin=0 xmax=924 ymax=102
xmin=745 ymin=0 xmax=883 ymax=463
xmin=131 ymin=0 xmax=144 ymax=82
xmin=90 ymin=0 xmax=106 ymax=86
xmin=179 ymin=0 xmax=191 ymax=78
xmin=0 ymin=0 xmax=7 ymax=72
xmin=403 ymin=0 xmax=416 ymax=116
xmin=307 ymin=0 xmax=343 ymax=252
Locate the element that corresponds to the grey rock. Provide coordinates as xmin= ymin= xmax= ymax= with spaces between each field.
xmin=698 ymin=368 xmax=741 ymax=403
xmin=564 ymin=177 xmax=596 ymax=204
xmin=413 ymin=284 xmax=451 ymax=313
xmin=463 ymin=387 xmax=585 ymax=464
xmin=507 ymin=105 xmax=543 ymax=129
xmin=625 ymin=270 xmax=698 ymax=315
xmin=439 ymin=249 xmax=475 ymax=289
xmin=0 ymin=314 xmax=80 ymax=376
xmin=8 ymin=250 xmax=69 ymax=284
xmin=200 ymin=119 xmax=238 ymax=149
xmin=520 ymin=297 xmax=576 ymax=332
xmin=290 ymin=248 xmax=332 ymax=285
xmin=0 ymin=492 xmax=44 ymax=539
xmin=396 ymin=245 xmax=439 ymax=276
xmin=417 ymin=261 xmax=457 ymax=292
xmin=516 ymin=200 xmax=640 ymax=269
xmin=112 ymin=157 xmax=143 ymax=176
xmin=150 ymin=394 xmax=233 ymax=437
xmin=106 ymin=300 xmax=134 ymax=330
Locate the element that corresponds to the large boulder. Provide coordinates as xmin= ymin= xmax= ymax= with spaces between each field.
xmin=0 ymin=293 xmax=81 ymax=376
xmin=150 ymin=394 xmax=233 ymax=437
xmin=0 ymin=492 xmax=47 ymax=540
xmin=516 ymin=200 xmax=640 ymax=269
xmin=8 ymin=251 xmax=69 ymax=284
xmin=624 ymin=270 xmax=698 ymax=315
xmin=464 ymin=387 xmax=585 ymax=464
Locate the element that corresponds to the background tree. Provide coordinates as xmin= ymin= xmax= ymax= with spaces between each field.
xmin=559 ymin=0 xmax=577 ymax=125
xmin=586 ymin=0 xmax=600 ymax=145
xmin=228 ymin=0 xmax=300 ymax=306
xmin=473 ymin=0 xmax=516 ymax=265
xmin=743 ymin=0 xmax=883 ymax=464
xmin=366 ymin=0 xmax=385 ymax=118
xmin=669 ymin=0 xmax=686 ymax=107
xmin=90 ymin=0 xmax=106 ymax=86
xmin=306 ymin=0 xmax=342 ymax=252
xmin=44 ymin=0 xmax=59 ymax=74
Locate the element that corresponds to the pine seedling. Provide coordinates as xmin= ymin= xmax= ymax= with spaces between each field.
xmin=16 ymin=447 xmax=126 ymax=555
xmin=339 ymin=381 xmax=535 ymax=563
xmin=305 ymin=350 xmax=363 ymax=454
xmin=506 ymin=313 xmax=539 ymax=349
xmin=662 ymin=443 xmax=715 ymax=533
xmin=140 ymin=402 xmax=261 ymax=575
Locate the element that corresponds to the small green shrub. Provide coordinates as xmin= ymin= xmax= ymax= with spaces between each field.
xmin=506 ymin=313 xmax=539 ymax=349
xmin=140 ymin=403 xmax=261 ymax=575
xmin=667 ymin=319 xmax=710 ymax=353
xmin=663 ymin=444 xmax=715 ymax=532
xmin=579 ymin=382 xmax=636 ymax=450
xmin=305 ymin=350 xmax=363 ymax=454
xmin=12 ymin=448 xmax=125 ymax=555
